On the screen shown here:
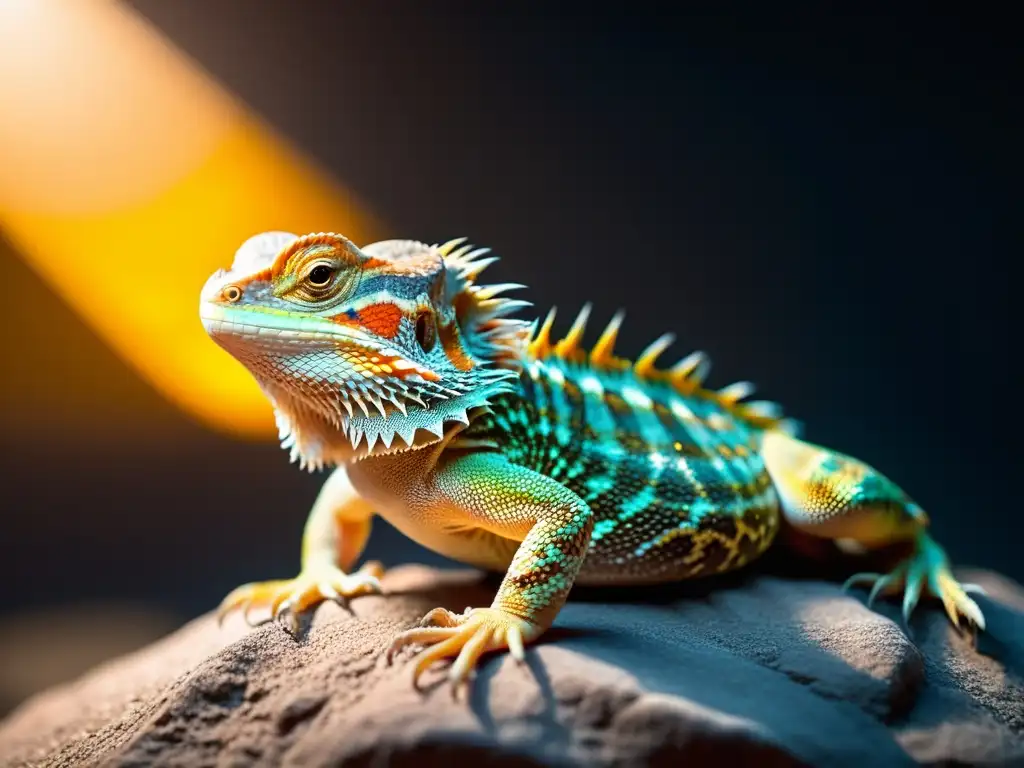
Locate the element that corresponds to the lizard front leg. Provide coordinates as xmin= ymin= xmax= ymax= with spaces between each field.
xmin=762 ymin=430 xmax=985 ymax=633
xmin=386 ymin=451 xmax=594 ymax=692
xmin=219 ymin=466 xmax=383 ymax=629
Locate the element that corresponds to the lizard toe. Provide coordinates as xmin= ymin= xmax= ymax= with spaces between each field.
xmin=845 ymin=532 xmax=986 ymax=634
xmin=217 ymin=561 xmax=385 ymax=629
xmin=387 ymin=607 xmax=537 ymax=694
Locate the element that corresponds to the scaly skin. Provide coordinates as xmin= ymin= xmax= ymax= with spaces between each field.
xmin=201 ymin=231 xmax=985 ymax=694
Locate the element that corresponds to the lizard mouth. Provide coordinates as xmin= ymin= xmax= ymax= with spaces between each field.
xmin=199 ymin=303 xmax=446 ymax=396
xmin=200 ymin=302 xmax=383 ymax=353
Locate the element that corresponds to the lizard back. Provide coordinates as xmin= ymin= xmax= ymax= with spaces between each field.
xmin=466 ymin=307 xmax=792 ymax=585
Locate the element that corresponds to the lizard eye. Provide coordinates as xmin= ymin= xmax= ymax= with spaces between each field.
xmin=416 ymin=311 xmax=436 ymax=352
xmin=308 ymin=264 xmax=336 ymax=286
xmin=281 ymin=257 xmax=355 ymax=304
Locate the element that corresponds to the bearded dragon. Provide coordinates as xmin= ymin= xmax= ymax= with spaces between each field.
xmin=200 ymin=231 xmax=985 ymax=691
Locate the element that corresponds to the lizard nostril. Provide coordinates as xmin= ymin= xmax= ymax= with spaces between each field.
xmin=223 ymin=285 xmax=243 ymax=302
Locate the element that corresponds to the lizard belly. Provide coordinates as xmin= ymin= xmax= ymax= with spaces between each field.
xmin=380 ymin=508 xmax=519 ymax=573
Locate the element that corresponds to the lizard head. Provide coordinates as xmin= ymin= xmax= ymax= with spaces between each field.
xmin=200 ymin=231 xmax=531 ymax=469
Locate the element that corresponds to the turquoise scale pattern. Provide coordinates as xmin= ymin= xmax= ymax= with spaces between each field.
xmin=466 ymin=357 xmax=782 ymax=584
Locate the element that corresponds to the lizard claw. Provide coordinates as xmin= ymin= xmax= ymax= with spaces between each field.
xmin=842 ymin=571 xmax=886 ymax=594
xmin=218 ymin=560 xmax=384 ymax=629
xmin=843 ymin=533 xmax=986 ymax=633
xmin=386 ymin=607 xmax=537 ymax=695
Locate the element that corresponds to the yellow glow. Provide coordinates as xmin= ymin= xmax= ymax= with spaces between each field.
xmin=0 ymin=0 xmax=385 ymax=438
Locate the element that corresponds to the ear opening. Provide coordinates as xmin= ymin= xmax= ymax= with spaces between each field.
xmin=416 ymin=310 xmax=437 ymax=352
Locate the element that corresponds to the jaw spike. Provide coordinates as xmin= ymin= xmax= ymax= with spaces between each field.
xmin=634 ymin=333 xmax=676 ymax=378
xmin=488 ymin=299 xmax=533 ymax=317
xmin=486 ymin=318 xmax=532 ymax=332
xmin=670 ymin=350 xmax=711 ymax=385
xmin=388 ymin=394 xmax=408 ymax=417
xmin=437 ymin=237 xmax=469 ymax=256
xmin=554 ymin=303 xmax=592 ymax=360
xmin=449 ymin=244 xmax=475 ymax=260
xmin=528 ymin=307 xmax=558 ymax=358
xmin=460 ymin=257 xmax=498 ymax=280
xmin=404 ymin=390 xmax=427 ymax=408
xmin=475 ymin=283 xmax=526 ymax=300
xmin=368 ymin=394 xmax=389 ymax=418
xmin=348 ymin=423 xmax=363 ymax=449
xmin=397 ymin=424 xmax=417 ymax=447
xmin=718 ymin=380 xmax=756 ymax=404
xmin=325 ymin=408 xmax=344 ymax=429
xmin=338 ymin=397 xmax=354 ymax=419
xmin=350 ymin=393 xmax=370 ymax=418
xmin=590 ymin=310 xmax=625 ymax=366
xmin=364 ymin=430 xmax=379 ymax=452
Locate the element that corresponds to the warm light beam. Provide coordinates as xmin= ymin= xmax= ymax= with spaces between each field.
xmin=0 ymin=0 xmax=385 ymax=438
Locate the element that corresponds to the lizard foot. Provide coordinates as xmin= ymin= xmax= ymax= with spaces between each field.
xmin=843 ymin=531 xmax=985 ymax=634
xmin=217 ymin=560 xmax=384 ymax=631
xmin=386 ymin=606 xmax=539 ymax=695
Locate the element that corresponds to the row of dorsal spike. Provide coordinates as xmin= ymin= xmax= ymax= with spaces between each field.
xmin=527 ymin=303 xmax=766 ymax=408
xmin=433 ymin=240 xmax=779 ymax=421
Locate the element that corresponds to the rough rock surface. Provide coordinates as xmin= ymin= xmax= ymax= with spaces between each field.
xmin=1 ymin=565 xmax=1022 ymax=767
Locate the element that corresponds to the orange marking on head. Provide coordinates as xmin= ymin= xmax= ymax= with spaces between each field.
xmin=339 ymin=347 xmax=442 ymax=382
xmin=356 ymin=303 xmax=404 ymax=339
xmin=438 ymin=319 xmax=475 ymax=371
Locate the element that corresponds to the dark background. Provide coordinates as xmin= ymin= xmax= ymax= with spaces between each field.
xmin=0 ymin=2 xmax=1017 ymax=707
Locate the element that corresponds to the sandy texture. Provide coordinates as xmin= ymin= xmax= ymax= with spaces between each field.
xmin=1 ymin=565 xmax=1022 ymax=767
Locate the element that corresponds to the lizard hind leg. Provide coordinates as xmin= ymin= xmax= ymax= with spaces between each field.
xmin=761 ymin=430 xmax=986 ymax=634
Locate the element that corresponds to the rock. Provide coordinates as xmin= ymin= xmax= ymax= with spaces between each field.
xmin=1 ymin=565 xmax=1022 ymax=767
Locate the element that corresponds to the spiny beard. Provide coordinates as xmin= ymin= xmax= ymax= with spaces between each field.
xmin=263 ymin=367 xmax=518 ymax=471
